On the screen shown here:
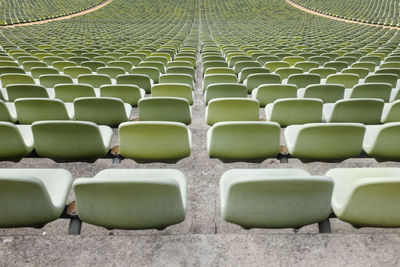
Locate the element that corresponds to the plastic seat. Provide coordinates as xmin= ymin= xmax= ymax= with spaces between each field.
xmin=266 ymin=98 xmax=323 ymax=126
xmin=0 ymin=168 xmax=72 ymax=228
xmin=323 ymin=99 xmax=384 ymax=124
xmin=298 ymin=84 xmax=344 ymax=103
xmin=352 ymin=62 xmax=376 ymax=72
xmin=347 ymin=83 xmax=392 ymax=102
xmin=116 ymin=74 xmax=152 ymax=93
xmin=274 ymin=67 xmax=304 ymax=80
xmin=81 ymin=61 xmax=106 ymax=72
xmin=252 ymin=84 xmax=297 ymax=106
xmin=244 ymin=73 xmax=281 ymax=93
xmin=381 ymin=100 xmax=400 ymax=123
xmin=23 ymin=61 xmax=48 ymax=71
xmin=207 ymin=121 xmax=280 ymax=161
xmin=204 ymin=67 xmax=235 ymax=76
xmin=139 ymin=61 xmax=166 ymax=74
xmin=138 ymin=97 xmax=191 ymax=124
xmin=287 ymin=73 xmax=320 ymax=89
xmin=283 ymin=56 xmax=305 ymax=66
xmin=131 ymin=66 xmax=160 ymax=83
xmin=99 ymin=84 xmax=145 ymax=106
xmin=119 ymin=121 xmax=191 ymax=162
xmin=220 ymin=169 xmax=333 ymax=229
xmin=285 ymin=123 xmax=365 ymax=162
xmin=73 ymin=169 xmax=186 ymax=230
xmin=97 ymin=67 xmax=126 ymax=79
xmin=0 ymin=122 xmax=33 ymax=161
xmin=159 ymin=73 xmax=194 ymax=90
xmin=326 ymin=73 xmax=359 ymax=88
xmin=54 ymin=84 xmax=96 ymax=102
xmin=233 ymin=61 xmax=261 ymax=75
xmin=238 ymin=67 xmax=269 ymax=83
xmin=15 ymin=98 xmax=72 ymax=124
xmin=309 ymin=67 xmax=336 ymax=79
xmin=363 ymin=123 xmax=400 ymax=161
xmin=118 ymin=56 xmax=142 ymax=67
xmin=166 ymin=66 xmax=196 ymax=81
xmin=39 ymin=74 xmax=73 ymax=88
xmin=203 ymin=61 xmax=229 ymax=73
xmin=30 ymin=67 xmax=59 ymax=79
xmin=256 ymin=55 xmax=279 ymax=65
xmin=32 ymin=120 xmax=112 ymax=162
xmin=204 ymin=83 xmax=248 ymax=105
xmin=1 ymin=74 xmax=35 ymax=87
xmin=151 ymin=83 xmax=193 ymax=105
xmin=342 ymin=68 xmax=369 ymax=79
xmin=206 ymin=98 xmax=260 ymax=125
xmin=364 ymin=74 xmax=398 ymax=88
xmin=6 ymin=84 xmax=49 ymax=101
xmin=264 ymin=61 xmax=290 ymax=72
xmin=203 ymin=74 xmax=238 ymax=92
xmin=0 ymin=66 xmax=25 ymax=75
xmin=77 ymin=74 xmax=112 ymax=88
xmin=327 ymin=168 xmax=400 ymax=227
xmin=324 ymin=62 xmax=349 ymax=72
xmin=74 ymin=97 xmax=131 ymax=127
xmin=0 ymin=100 xmax=17 ymax=122
xmin=108 ymin=61 xmax=133 ymax=72
xmin=52 ymin=61 xmax=77 ymax=72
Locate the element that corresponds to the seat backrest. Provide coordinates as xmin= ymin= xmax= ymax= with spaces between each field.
xmin=364 ymin=74 xmax=397 ymax=88
xmin=206 ymin=98 xmax=260 ymax=125
xmin=287 ymin=73 xmax=320 ymax=89
xmin=77 ymin=74 xmax=112 ymax=88
xmin=6 ymin=84 xmax=49 ymax=101
xmin=1 ymin=74 xmax=35 ymax=87
xmin=326 ymin=73 xmax=359 ymax=88
xmin=15 ymin=98 xmax=70 ymax=124
xmin=131 ymin=66 xmax=160 ymax=83
xmin=303 ymin=84 xmax=345 ymax=103
xmin=116 ymin=74 xmax=152 ymax=93
xmin=138 ymin=97 xmax=191 ymax=124
xmin=0 ymin=122 xmax=31 ymax=161
xmin=54 ymin=84 xmax=95 ymax=102
xmin=330 ymin=99 xmax=384 ymax=124
xmin=39 ymin=74 xmax=73 ymax=88
xmin=350 ymin=83 xmax=392 ymax=102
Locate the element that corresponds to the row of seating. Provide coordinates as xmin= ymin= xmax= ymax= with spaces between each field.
xmin=1 ymin=167 xmax=399 ymax=233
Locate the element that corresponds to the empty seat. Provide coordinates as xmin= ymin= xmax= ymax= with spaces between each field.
xmin=97 ymin=67 xmax=126 ymax=79
xmin=39 ymin=74 xmax=73 ymax=88
xmin=326 ymin=73 xmax=359 ymax=88
xmin=252 ymin=84 xmax=297 ymax=106
xmin=203 ymin=74 xmax=237 ymax=92
xmin=381 ymin=100 xmax=400 ymax=123
xmin=0 ymin=100 xmax=17 ymax=122
xmin=364 ymin=74 xmax=398 ymax=88
xmin=323 ymin=99 xmax=384 ymax=124
xmin=287 ymin=73 xmax=320 ymax=89
xmin=324 ymin=61 xmax=349 ymax=72
xmin=206 ymin=98 xmax=259 ymax=125
xmin=342 ymin=67 xmax=369 ymax=79
xmin=285 ymin=123 xmax=365 ymax=162
xmin=0 ymin=122 xmax=33 ymax=161
xmin=138 ymin=97 xmax=191 ymax=125
xmin=131 ymin=67 xmax=160 ymax=83
xmin=54 ymin=84 xmax=96 ymax=102
xmin=77 ymin=74 xmax=112 ymax=88
xmin=294 ymin=61 xmax=319 ymax=72
xmin=15 ymin=98 xmax=72 ymax=124
xmin=220 ymin=169 xmax=333 ymax=229
xmin=264 ymin=61 xmax=290 ymax=72
xmin=203 ymin=61 xmax=229 ymax=73
xmin=283 ymin=56 xmax=305 ymax=66
xmin=99 ymin=84 xmax=145 ymax=106
xmin=244 ymin=73 xmax=281 ymax=93
xmin=0 ymin=66 xmax=25 ymax=75
xmin=73 ymin=169 xmax=186 ymax=230
xmin=0 ymin=168 xmax=72 ymax=228
xmin=81 ymin=61 xmax=106 ymax=72
xmin=6 ymin=84 xmax=49 ymax=101
xmin=204 ymin=83 xmax=248 ymax=105
xmin=238 ymin=67 xmax=269 ymax=82
xmin=74 ymin=97 xmax=131 ymax=127
xmin=159 ymin=73 xmax=194 ymax=90
xmin=275 ymin=67 xmax=303 ymax=80
xmin=207 ymin=121 xmax=280 ymax=161
xmin=233 ymin=61 xmax=261 ymax=75
xmin=363 ymin=123 xmax=400 ymax=161
xmin=32 ymin=120 xmax=112 ymax=162
xmin=204 ymin=67 xmax=235 ymax=76
xmin=1 ymin=74 xmax=35 ymax=87
xmin=309 ymin=67 xmax=336 ymax=79
xmin=151 ymin=83 xmax=193 ymax=105
xmin=298 ymin=84 xmax=345 ymax=103
xmin=117 ymin=74 xmax=152 ymax=93
xmin=347 ymin=83 xmax=392 ymax=102
xmin=327 ymin=168 xmax=400 ymax=227
xmin=63 ymin=66 xmax=92 ymax=79
xmin=119 ymin=121 xmax=191 ymax=162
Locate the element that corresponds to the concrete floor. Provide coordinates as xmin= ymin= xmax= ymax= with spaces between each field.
xmin=1 ymin=42 xmax=400 ymax=266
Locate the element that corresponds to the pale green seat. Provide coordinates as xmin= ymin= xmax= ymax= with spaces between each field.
xmin=287 ymin=73 xmax=320 ymax=89
xmin=266 ymin=98 xmax=323 ymax=127
xmin=342 ymin=68 xmax=369 ymax=79
xmin=229 ymin=56 xmax=253 ymax=68
xmin=244 ymin=73 xmax=281 ymax=93
xmin=207 ymin=121 xmax=280 ymax=161
xmin=139 ymin=61 xmax=166 ymax=74
xmin=145 ymin=56 xmax=168 ymax=65
xmin=308 ymin=56 xmax=330 ymax=66
xmin=274 ymin=67 xmax=303 ymax=80
xmin=360 ymin=56 xmax=381 ymax=65
xmin=283 ymin=56 xmax=305 ymax=66
xmin=264 ymin=61 xmax=290 ymax=72
xmin=81 ymin=61 xmax=106 ymax=72
xmin=206 ymin=98 xmax=259 ymax=125
xmin=0 ymin=100 xmax=17 ymax=122
xmin=166 ymin=66 xmax=195 ymax=81
xmin=380 ymin=62 xmax=400 ymax=69
xmin=257 ymin=55 xmax=279 ymax=65
xmin=363 ymin=123 xmax=400 ymax=161
xmin=347 ymin=83 xmax=392 ymax=102
xmin=77 ymin=74 xmax=112 ymax=88
xmin=119 ymin=121 xmax=191 ymax=162
xmin=376 ymin=68 xmax=400 ymax=78
xmin=204 ymin=67 xmax=235 ymax=76
xmin=15 ymin=98 xmax=72 ymax=124
xmin=294 ymin=61 xmax=319 ymax=72
xmin=151 ymin=83 xmax=193 ymax=105
xmin=0 ymin=122 xmax=33 ymax=161
xmin=220 ymin=169 xmax=333 ymax=229
xmin=326 ymin=73 xmax=359 ymax=88
xmin=252 ymin=84 xmax=297 ymax=106
xmin=97 ymin=67 xmax=126 ymax=79
xmin=238 ymin=67 xmax=269 ymax=83
xmin=32 ymin=120 xmax=112 ymax=162
xmin=336 ymin=56 xmax=357 ymax=65
xmin=352 ymin=62 xmax=376 ymax=72
xmin=138 ymin=97 xmax=191 ymax=124
xmin=202 ymin=55 xmax=225 ymax=63
xmin=309 ymin=67 xmax=336 ymax=78
xmin=0 ymin=168 xmax=72 ymax=228
xmin=327 ymin=168 xmax=400 ymax=227
xmin=109 ymin=60 xmax=134 ymax=71
xmin=92 ymin=56 xmax=114 ymax=65
xmin=203 ymin=74 xmax=237 ymax=92
xmin=23 ymin=61 xmax=48 ymax=71
xmin=42 ymin=56 xmax=63 ymax=65
xmin=39 ymin=74 xmax=73 ymax=88
xmin=116 ymin=74 xmax=153 ymax=93
xmin=73 ymin=97 xmax=131 ymax=127
xmin=324 ymin=62 xmax=349 ymax=72
xmin=63 ymin=66 xmax=92 ymax=79
xmin=204 ymin=83 xmax=247 ymax=105
xmin=381 ymin=100 xmax=400 ymax=123
xmin=1 ymin=74 xmax=35 ymax=87
xmin=0 ymin=61 xmax=19 ymax=68
xmin=99 ymin=84 xmax=145 ymax=106
xmin=364 ymin=74 xmax=398 ymax=88
xmin=233 ymin=61 xmax=261 ymax=75
xmin=298 ymin=84 xmax=345 ymax=103
xmin=54 ymin=84 xmax=96 ymax=102
xmin=131 ymin=67 xmax=160 ymax=83
xmin=159 ymin=73 xmax=194 ymax=90
xmin=73 ymin=169 xmax=186 ymax=230
xmin=6 ymin=84 xmax=49 ymax=101
xmin=168 ymin=61 xmax=193 ymax=68
xmin=323 ymin=99 xmax=384 ymax=124
xmin=0 ymin=66 xmax=25 ymax=75
xmin=203 ymin=61 xmax=229 ymax=74
xmin=285 ymin=123 xmax=365 ymax=162
xmin=30 ymin=67 xmax=59 ymax=79
xmin=175 ymin=56 xmax=196 ymax=68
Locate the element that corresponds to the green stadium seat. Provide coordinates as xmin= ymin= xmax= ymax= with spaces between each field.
xmin=138 ymin=97 xmax=191 ymax=124
xmin=206 ymin=98 xmax=259 ymax=125
xmin=0 ymin=122 xmax=33 ymax=161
